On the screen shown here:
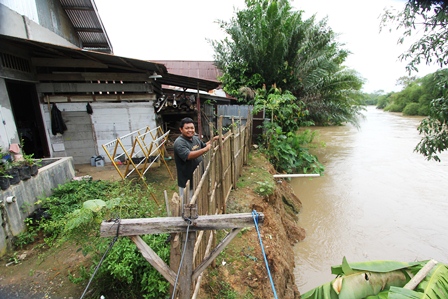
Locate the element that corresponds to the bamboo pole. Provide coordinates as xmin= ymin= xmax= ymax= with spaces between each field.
xmin=192 ymin=231 xmax=215 ymax=299
xmin=218 ymin=116 xmax=226 ymax=213
xmin=230 ymin=117 xmax=236 ymax=189
xmin=404 ymin=259 xmax=438 ymax=290
xmin=273 ymin=174 xmax=320 ymax=178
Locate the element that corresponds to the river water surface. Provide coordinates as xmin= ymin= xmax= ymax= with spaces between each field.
xmin=292 ymin=106 xmax=448 ymax=293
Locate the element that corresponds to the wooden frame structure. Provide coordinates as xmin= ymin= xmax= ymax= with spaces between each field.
xmin=100 ymin=212 xmax=264 ymax=299
xmin=102 ymin=125 xmax=174 ymax=187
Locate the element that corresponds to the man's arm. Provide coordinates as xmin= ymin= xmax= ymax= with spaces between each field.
xmin=187 ymin=143 xmax=211 ymax=160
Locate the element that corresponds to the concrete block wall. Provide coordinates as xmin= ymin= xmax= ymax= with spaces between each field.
xmin=0 ymin=157 xmax=75 ymax=256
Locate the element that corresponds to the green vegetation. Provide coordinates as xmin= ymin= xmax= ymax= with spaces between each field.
xmin=19 ymin=179 xmax=169 ymax=299
xmin=381 ymin=1 xmax=448 ymax=161
xmin=252 ymin=87 xmax=324 ymax=174
xmin=212 ymin=0 xmax=364 ymax=127
xmin=211 ymin=0 xmax=365 ymax=174
xmin=373 ymin=71 xmax=447 ymax=117
xmin=302 ymin=257 xmax=448 ymax=299
xmin=254 ymin=180 xmax=275 ymax=197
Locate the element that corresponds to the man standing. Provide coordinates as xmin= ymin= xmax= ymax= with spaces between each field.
xmin=173 ymin=117 xmax=216 ymax=199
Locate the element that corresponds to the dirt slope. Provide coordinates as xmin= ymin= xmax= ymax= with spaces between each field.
xmin=199 ymin=152 xmax=306 ymax=298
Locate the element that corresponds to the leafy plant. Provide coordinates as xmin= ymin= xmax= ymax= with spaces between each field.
xmin=302 ymin=257 xmax=423 ymax=299
xmin=22 ymin=152 xmax=41 ymax=167
xmin=30 ymin=179 xmax=169 ymax=298
xmin=254 ymin=180 xmax=275 ymax=197
xmin=13 ymin=229 xmax=38 ymax=249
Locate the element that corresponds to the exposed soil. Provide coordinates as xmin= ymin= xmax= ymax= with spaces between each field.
xmin=198 ymin=153 xmax=306 ymax=299
xmin=0 ymin=153 xmax=306 ymax=299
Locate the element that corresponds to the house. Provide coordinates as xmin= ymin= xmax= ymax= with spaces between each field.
xmin=150 ymin=60 xmax=236 ymax=149
xmin=0 ymin=0 xmax=221 ymax=164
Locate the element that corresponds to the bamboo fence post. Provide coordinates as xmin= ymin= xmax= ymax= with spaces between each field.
xmin=169 ymin=192 xmax=181 ymax=296
xmin=231 ymin=117 xmax=237 ymax=189
xmin=217 ymin=116 xmax=226 ymax=213
xmin=207 ymin=123 xmax=215 ymax=216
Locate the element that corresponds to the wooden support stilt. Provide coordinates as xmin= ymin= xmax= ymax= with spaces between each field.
xmin=178 ymin=228 xmax=196 ymax=299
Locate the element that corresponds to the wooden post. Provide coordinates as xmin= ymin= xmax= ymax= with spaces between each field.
xmin=230 ymin=117 xmax=236 ymax=189
xmin=196 ymin=84 xmax=202 ymax=138
xmin=169 ymin=193 xmax=181 ymax=295
xmin=178 ymin=228 xmax=195 ymax=299
xmin=217 ymin=116 xmax=226 ymax=213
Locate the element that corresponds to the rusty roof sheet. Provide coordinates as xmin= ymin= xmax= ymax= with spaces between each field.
xmin=151 ymin=60 xmax=222 ymax=83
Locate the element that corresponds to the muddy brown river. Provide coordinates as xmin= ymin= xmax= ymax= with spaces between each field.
xmin=292 ymin=106 xmax=448 ymax=293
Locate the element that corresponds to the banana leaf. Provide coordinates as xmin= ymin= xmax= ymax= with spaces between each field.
xmin=302 ymin=258 xmax=448 ymax=299
xmin=387 ymin=263 xmax=448 ymax=299
xmin=301 ymin=280 xmax=339 ymax=299
xmin=331 ymin=257 xmax=426 ymax=275
xmin=302 ymin=257 xmax=421 ymax=299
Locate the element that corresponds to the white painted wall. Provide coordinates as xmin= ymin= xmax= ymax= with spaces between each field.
xmin=0 ymin=0 xmax=38 ymax=22
xmin=0 ymin=3 xmax=78 ymax=48
xmin=40 ymin=101 xmax=157 ymax=163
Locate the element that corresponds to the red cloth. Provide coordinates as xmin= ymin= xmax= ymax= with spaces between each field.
xmin=9 ymin=143 xmax=20 ymax=154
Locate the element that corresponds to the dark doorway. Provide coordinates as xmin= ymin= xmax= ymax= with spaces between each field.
xmin=6 ymin=80 xmax=49 ymax=158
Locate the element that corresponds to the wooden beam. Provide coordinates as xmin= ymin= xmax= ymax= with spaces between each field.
xmin=130 ymin=235 xmax=177 ymax=285
xmin=192 ymin=228 xmax=241 ymax=280
xmin=43 ymin=94 xmax=156 ymax=103
xmin=36 ymin=82 xmax=152 ymax=93
xmin=31 ymin=57 xmax=107 ymax=68
xmin=100 ymin=213 xmax=264 ymax=237
xmin=37 ymin=72 xmax=150 ymax=82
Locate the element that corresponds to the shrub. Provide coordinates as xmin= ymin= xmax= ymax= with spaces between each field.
xmin=403 ymin=102 xmax=420 ymax=115
xmin=33 ymin=179 xmax=169 ymax=298
xmin=385 ymin=103 xmax=403 ymax=112
xmin=254 ymin=180 xmax=275 ymax=197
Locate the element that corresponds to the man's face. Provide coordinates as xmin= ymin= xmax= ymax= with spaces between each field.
xmin=180 ymin=122 xmax=195 ymax=139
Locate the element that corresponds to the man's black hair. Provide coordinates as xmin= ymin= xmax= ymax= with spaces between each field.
xmin=180 ymin=117 xmax=194 ymax=128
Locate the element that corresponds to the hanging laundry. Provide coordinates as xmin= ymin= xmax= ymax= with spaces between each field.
xmin=86 ymin=102 xmax=93 ymax=114
xmin=51 ymin=103 xmax=67 ymax=135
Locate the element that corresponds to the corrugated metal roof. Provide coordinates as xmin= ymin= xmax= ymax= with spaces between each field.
xmin=59 ymin=0 xmax=113 ymax=53
xmin=152 ymin=60 xmax=222 ymax=82
xmin=1 ymin=35 xmax=220 ymax=92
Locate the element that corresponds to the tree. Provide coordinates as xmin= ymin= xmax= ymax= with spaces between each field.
xmin=211 ymin=0 xmax=364 ymax=127
xmin=381 ymin=0 xmax=448 ymax=161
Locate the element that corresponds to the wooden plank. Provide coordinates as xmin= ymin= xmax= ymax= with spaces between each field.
xmin=31 ymin=57 xmax=107 ymax=68
xmin=36 ymin=82 xmax=153 ymax=93
xmin=130 ymin=235 xmax=176 ymax=285
xmin=100 ymin=213 xmax=264 ymax=237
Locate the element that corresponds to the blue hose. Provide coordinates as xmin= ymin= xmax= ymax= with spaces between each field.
xmin=252 ymin=210 xmax=278 ymax=299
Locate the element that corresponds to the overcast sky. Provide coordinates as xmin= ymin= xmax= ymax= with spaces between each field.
xmin=94 ymin=0 xmax=440 ymax=94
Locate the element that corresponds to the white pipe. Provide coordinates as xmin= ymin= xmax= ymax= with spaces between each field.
xmin=6 ymin=196 xmax=16 ymax=203
xmin=273 ymin=174 xmax=320 ymax=178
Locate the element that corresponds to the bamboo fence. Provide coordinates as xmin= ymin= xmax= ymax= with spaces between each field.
xmin=172 ymin=112 xmax=253 ymax=297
